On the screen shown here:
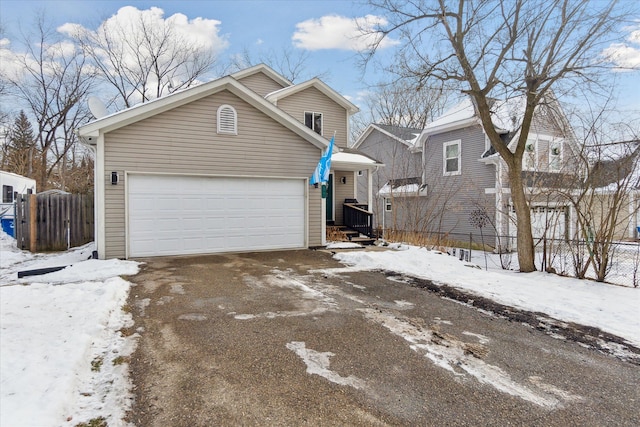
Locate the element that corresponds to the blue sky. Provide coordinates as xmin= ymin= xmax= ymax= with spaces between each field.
xmin=0 ymin=1 xmax=391 ymax=105
xmin=1 ymin=0 xmax=639 ymax=120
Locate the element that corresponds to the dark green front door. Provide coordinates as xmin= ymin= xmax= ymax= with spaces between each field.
xmin=326 ymin=174 xmax=333 ymax=222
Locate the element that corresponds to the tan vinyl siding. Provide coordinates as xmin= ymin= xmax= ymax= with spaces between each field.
xmin=333 ymin=171 xmax=355 ymax=226
xmin=276 ymin=87 xmax=349 ymax=149
xmin=103 ymin=90 xmax=321 ymax=258
xmin=235 ymin=72 xmax=287 ymax=97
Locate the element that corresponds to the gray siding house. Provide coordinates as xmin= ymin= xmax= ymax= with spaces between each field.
xmin=78 ymin=64 xmax=380 ymax=259
xmin=419 ymin=95 xmax=582 ymax=248
xmin=352 ymin=124 xmax=425 ymax=233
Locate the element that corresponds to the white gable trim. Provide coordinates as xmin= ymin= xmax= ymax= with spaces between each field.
xmin=352 ymin=124 xmax=416 ymax=149
xmin=265 ymin=78 xmax=359 ymax=115
xmin=78 ymin=76 xmax=330 ymax=151
xmin=230 ymin=63 xmax=292 ymax=88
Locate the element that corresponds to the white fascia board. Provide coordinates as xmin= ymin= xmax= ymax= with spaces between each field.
xmin=230 ymin=64 xmax=292 ymax=87
xmin=354 ymin=124 xmax=419 ymax=149
xmin=351 ymin=125 xmax=376 ymax=149
xmin=422 ymin=116 xmax=479 ymax=137
xmin=225 ymin=83 xmax=330 ymax=150
xmin=77 ymin=77 xmax=331 ymax=152
xmin=266 ymin=78 xmax=359 ymax=115
xmin=332 ymin=160 xmax=384 ymax=171
xmin=78 ymin=77 xmax=237 ymax=136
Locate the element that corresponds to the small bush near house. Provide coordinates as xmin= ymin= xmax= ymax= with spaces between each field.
xmin=90 ymin=356 xmax=103 ymax=372
xmin=75 ymin=417 xmax=107 ymax=427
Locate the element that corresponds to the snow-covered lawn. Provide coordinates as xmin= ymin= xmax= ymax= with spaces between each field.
xmin=0 ymin=232 xmax=139 ymax=427
xmin=2 ymin=234 xmax=638 ymax=426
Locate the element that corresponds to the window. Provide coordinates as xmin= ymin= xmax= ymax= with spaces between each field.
xmin=443 ymin=140 xmax=461 ymax=176
xmin=524 ymin=139 xmax=537 ymax=170
xmin=304 ymin=112 xmax=322 ymax=135
xmin=384 ymin=198 xmax=392 ymax=212
xmin=2 ymin=185 xmax=13 ymax=203
xmin=549 ymin=141 xmax=562 ymax=171
xmin=217 ymin=104 xmax=237 ymax=135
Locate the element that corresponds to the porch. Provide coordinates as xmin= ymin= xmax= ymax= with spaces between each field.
xmin=325 ymin=149 xmax=383 ymax=244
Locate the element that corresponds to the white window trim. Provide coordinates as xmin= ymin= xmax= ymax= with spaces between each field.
xmin=548 ymin=140 xmax=563 ymax=172
xmin=304 ymin=111 xmax=323 ymax=136
xmin=217 ymin=104 xmax=237 ymax=135
xmin=524 ymin=139 xmax=538 ymax=171
xmin=443 ymin=140 xmax=461 ymax=176
xmin=384 ymin=198 xmax=392 ymax=212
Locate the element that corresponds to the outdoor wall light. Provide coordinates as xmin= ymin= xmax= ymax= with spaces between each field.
xmin=111 ymin=171 xmax=119 ymax=185
xmin=341 ymin=176 xmax=347 ymax=184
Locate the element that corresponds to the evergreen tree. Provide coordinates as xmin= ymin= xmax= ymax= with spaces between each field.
xmin=4 ymin=111 xmax=38 ymax=178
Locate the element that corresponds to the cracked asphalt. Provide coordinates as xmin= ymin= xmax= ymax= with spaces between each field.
xmin=125 ymin=249 xmax=640 ymax=426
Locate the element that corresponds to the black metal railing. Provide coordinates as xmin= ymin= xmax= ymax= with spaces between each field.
xmin=343 ymin=203 xmax=373 ymax=237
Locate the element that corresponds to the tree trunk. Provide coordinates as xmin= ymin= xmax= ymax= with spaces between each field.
xmin=508 ymin=166 xmax=536 ymax=272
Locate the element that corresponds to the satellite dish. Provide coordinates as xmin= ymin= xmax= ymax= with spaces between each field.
xmin=88 ymin=97 xmax=108 ymax=119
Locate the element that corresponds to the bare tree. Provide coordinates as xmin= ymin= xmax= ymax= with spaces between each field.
xmin=226 ymin=45 xmax=325 ymax=84
xmin=66 ymin=10 xmax=218 ymax=107
xmin=364 ymin=0 xmax=631 ymax=272
xmin=5 ymin=18 xmax=95 ymax=190
xmin=564 ymin=105 xmax=640 ymax=282
xmin=351 ymin=78 xmax=450 ymax=140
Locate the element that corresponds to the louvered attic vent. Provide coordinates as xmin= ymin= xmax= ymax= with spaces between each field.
xmin=217 ymin=104 xmax=237 ymax=135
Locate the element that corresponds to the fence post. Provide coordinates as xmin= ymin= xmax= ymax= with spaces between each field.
xmin=29 ymin=194 xmax=37 ymax=253
xmin=469 ymin=233 xmax=472 ymax=262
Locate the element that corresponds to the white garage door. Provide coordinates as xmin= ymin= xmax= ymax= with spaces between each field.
xmin=530 ymin=206 xmax=566 ymax=240
xmin=128 ymin=175 xmax=306 ymax=257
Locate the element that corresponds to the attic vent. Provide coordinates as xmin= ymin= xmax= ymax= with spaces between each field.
xmin=217 ymin=104 xmax=237 ymax=135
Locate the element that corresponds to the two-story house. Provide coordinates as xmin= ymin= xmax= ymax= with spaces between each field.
xmin=418 ymin=95 xmax=582 ymax=248
xmin=78 ymin=64 xmax=381 ymax=259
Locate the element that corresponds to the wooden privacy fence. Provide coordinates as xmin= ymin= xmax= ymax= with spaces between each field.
xmin=15 ymin=193 xmax=94 ymax=252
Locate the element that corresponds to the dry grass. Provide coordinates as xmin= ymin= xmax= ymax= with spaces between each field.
xmin=326 ymin=226 xmax=349 ymax=242
xmin=383 ymin=229 xmax=493 ymax=252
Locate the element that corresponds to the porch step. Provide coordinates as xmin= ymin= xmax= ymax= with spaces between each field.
xmin=349 ymin=236 xmax=376 ymax=245
xmin=327 ymin=225 xmax=375 ymax=245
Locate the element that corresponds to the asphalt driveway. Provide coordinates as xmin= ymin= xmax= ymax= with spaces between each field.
xmin=126 ymin=249 xmax=640 ymax=426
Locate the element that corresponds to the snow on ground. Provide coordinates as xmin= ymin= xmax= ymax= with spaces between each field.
xmin=0 ymin=231 xmax=140 ymax=427
xmin=2 ymin=229 xmax=639 ymax=425
xmin=333 ymin=244 xmax=640 ymax=349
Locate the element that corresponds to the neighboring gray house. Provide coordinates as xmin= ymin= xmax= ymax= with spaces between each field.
xmin=78 ymin=64 xmax=381 ymax=259
xmin=418 ymin=95 xmax=582 ymax=248
xmin=352 ymin=124 xmax=426 ymax=233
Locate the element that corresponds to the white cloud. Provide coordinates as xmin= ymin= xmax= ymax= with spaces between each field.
xmin=59 ymin=6 xmax=228 ymax=55
xmin=292 ymin=14 xmax=399 ymax=52
xmin=602 ymin=23 xmax=640 ymax=71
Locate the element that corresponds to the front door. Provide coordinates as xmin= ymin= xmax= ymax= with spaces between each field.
xmin=326 ymin=174 xmax=333 ymax=222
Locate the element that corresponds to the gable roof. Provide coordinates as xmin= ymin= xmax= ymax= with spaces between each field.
xmin=230 ymin=63 xmax=293 ymax=88
xmin=77 ymin=74 xmax=330 ymax=151
xmin=352 ymin=123 xmax=421 ymax=149
xmin=378 ymin=176 xmax=426 ymax=197
xmin=423 ymin=96 xmax=532 ymax=136
xmin=265 ymin=78 xmax=359 ymax=115
xmin=587 ymin=142 xmax=640 ymax=190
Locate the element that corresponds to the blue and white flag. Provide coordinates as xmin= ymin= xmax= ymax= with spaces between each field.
xmin=310 ymin=136 xmax=334 ymax=185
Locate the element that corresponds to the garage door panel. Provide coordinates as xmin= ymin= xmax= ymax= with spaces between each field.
xmin=128 ymin=175 xmax=306 ymax=257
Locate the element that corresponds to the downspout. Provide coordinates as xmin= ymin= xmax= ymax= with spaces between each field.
xmin=77 ymin=130 xmax=101 ymax=259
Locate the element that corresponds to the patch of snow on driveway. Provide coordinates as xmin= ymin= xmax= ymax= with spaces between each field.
xmin=286 ymin=341 xmax=365 ymax=389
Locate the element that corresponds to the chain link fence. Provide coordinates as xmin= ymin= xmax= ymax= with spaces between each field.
xmin=381 ymin=229 xmax=640 ymax=287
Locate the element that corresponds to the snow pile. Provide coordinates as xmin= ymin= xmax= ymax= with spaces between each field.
xmin=334 ymin=246 xmax=640 ymax=348
xmin=0 ymin=231 xmax=140 ymax=426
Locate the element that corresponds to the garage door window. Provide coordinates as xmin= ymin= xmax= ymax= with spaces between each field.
xmin=217 ymin=105 xmax=237 ymax=135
